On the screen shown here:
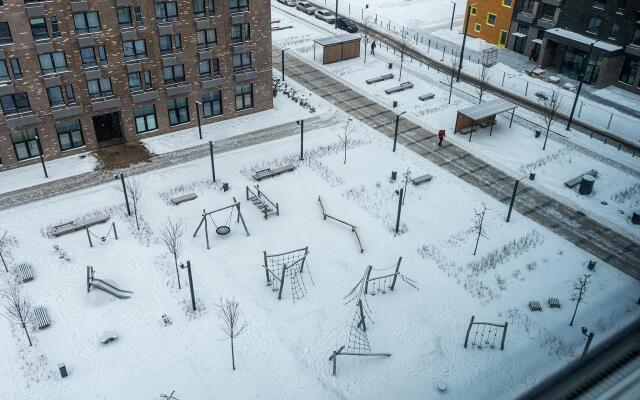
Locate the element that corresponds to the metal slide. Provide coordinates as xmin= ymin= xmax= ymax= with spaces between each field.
xmin=89 ymin=278 xmax=133 ymax=299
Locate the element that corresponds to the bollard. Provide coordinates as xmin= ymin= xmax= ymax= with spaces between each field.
xmin=391 ymin=171 xmax=397 ymax=181
xmin=578 ymin=175 xmax=595 ymax=195
xmin=535 ymin=130 xmax=541 ymax=138
xmin=587 ymin=260 xmax=596 ymax=271
xmin=222 ymin=182 xmax=229 ymax=192
xmin=388 ymin=62 xmax=393 ymax=69
xmin=529 ymin=173 xmax=536 ymax=181
xmin=59 ymin=363 xmax=68 ymax=378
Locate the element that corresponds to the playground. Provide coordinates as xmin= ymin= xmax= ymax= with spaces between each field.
xmin=0 ymin=115 xmax=639 ymax=399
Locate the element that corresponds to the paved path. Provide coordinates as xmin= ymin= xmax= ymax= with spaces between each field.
xmin=273 ymin=46 xmax=640 ymax=280
xmin=0 ymin=111 xmax=341 ymax=211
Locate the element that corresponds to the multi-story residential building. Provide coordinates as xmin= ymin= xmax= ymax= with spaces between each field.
xmin=0 ymin=0 xmax=272 ymax=171
xmin=508 ymin=0 xmax=640 ymax=92
xmin=464 ymin=0 xmax=516 ymax=47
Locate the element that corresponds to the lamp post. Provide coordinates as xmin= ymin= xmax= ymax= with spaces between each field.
xmin=394 ymin=188 xmax=403 ymax=234
xmin=567 ymin=40 xmax=597 ymax=131
xmin=506 ymin=175 xmax=527 ymax=223
xmin=115 ymin=173 xmax=131 ymax=216
xmin=393 ymin=111 xmax=406 ymax=152
xmin=34 ymin=135 xmax=48 ymax=178
xmin=449 ymin=1 xmax=456 ymax=31
xmin=209 ymin=141 xmax=216 ymax=183
xmin=335 ymin=0 xmax=339 ymax=29
xmin=180 ymin=261 xmax=196 ymax=312
xmin=195 ymin=101 xmax=203 ymax=140
xmin=297 ymin=119 xmax=304 ymax=160
xmin=281 ymin=49 xmax=285 ymax=81
xmin=581 ymin=327 xmax=594 ymax=358
xmin=457 ymin=3 xmax=476 ymax=82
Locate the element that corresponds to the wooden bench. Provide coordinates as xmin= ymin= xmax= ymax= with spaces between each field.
xmin=52 ymin=215 xmax=110 ymax=237
xmin=418 ymin=93 xmax=435 ymax=101
xmin=529 ymin=301 xmax=542 ymax=312
xmin=385 ymin=82 xmax=414 ymax=94
xmin=33 ymin=307 xmax=51 ymax=329
xmin=17 ymin=263 xmax=34 ymax=283
xmin=170 ymin=193 xmax=198 ymax=205
xmin=564 ymin=170 xmax=599 ymax=189
xmin=548 ymin=298 xmax=561 ymax=308
xmin=366 ymin=73 xmax=394 ymax=84
xmin=253 ymin=164 xmax=296 ymax=181
xmin=411 ymin=174 xmax=433 ymax=185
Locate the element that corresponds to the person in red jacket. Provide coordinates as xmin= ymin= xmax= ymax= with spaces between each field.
xmin=438 ymin=129 xmax=446 ymax=146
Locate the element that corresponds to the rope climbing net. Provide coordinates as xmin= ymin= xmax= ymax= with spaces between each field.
xmin=262 ymin=247 xmax=313 ymax=301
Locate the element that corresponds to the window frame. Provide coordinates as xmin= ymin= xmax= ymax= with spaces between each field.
xmin=155 ymin=1 xmax=179 ymax=23
xmin=232 ymin=52 xmax=252 ymax=72
xmin=30 ymin=17 xmax=49 ymax=41
xmin=234 ymin=83 xmax=253 ymax=111
xmin=230 ymin=23 xmax=251 ymax=43
xmin=80 ymin=47 xmax=97 ymax=68
xmin=474 ymin=23 xmax=481 ymax=33
xmin=87 ymin=77 xmax=113 ymax=99
xmin=0 ymin=22 xmax=12 ymax=44
xmin=38 ymin=51 xmax=68 ymax=74
xmin=163 ymin=64 xmax=185 ymax=85
xmin=203 ymin=89 xmax=223 ymax=118
xmin=47 ymin=86 xmax=65 ymax=107
xmin=196 ymin=29 xmax=217 ymax=49
xmin=134 ymin=104 xmax=158 ymax=133
xmin=167 ymin=96 xmax=190 ymax=126
xmin=73 ymin=11 xmax=101 ymax=34
xmin=10 ymin=128 xmax=40 ymax=161
xmin=229 ymin=0 xmax=249 ymax=13
xmin=193 ymin=0 xmax=215 ymax=17
xmin=55 ymin=119 xmax=85 ymax=151
xmin=486 ymin=13 xmax=497 ymax=26
xmin=199 ymin=58 xmax=221 ymax=79
xmin=123 ymin=39 xmax=148 ymax=61
xmin=118 ymin=7 xmax=134 ymax=28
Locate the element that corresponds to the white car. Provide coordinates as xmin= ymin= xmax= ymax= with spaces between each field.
xmin=296 ymin=1 xmax=316 ymax=14
xmin=314 ymin=9 xmax=336 ymax=24
xmin=277 ymin=0 xmax=296 ymax=6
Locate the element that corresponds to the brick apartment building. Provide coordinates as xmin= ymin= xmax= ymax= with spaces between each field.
xmin=464 ymin=0 xmax=516 ymax=47
xmin=0 ymin=0 xmax=273 ymax=171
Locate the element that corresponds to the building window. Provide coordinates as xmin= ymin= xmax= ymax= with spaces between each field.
xmin=541 ymin=4 xmax=555 ymax=20
xmin=134 ymin=7 xmax=143 ymax=26
xmin=47 ymin=86 xmax=65 ymax=106
xmin=73 ymin=11 xmax=101 ymax=34
xmin=230 ymin=23 xmax=250 ymax=43
xmin=87 ymin=78 xmax=113 ymax=99
xmin=229 ymin=0 xmax=249 ymax=13
xmin=498 ymin=30 xmax=508 ymax=47
xmin=486 ymin=13 xmax=497 ymax=26
xmin=80 ymin=47 xmax=97 ymax=68
xmin=50 ymin=16 xmax=61 ymax=38
xmin=55 ymin=119 xmax=85 ymax=151
xmin=123 ymin=39 xmax=147 ymax=61
xmin=167 ymin=97 xmax=189 ymax=125
xmin=196 ymin=29 xmax=217 ymax=49
xmin=65 ymin=84 xmax=76 ymax=103
xmin=233 ymin=52 xmax=252 ymax=72
xmin=159 ymin=35 xmax=182 ymax=54
xmin=0 ymin=60 xmax=9 ymax=82
xmin=118 ymin=7 xmax=133 ymax=27
xmin=38 ymin=52 xmax=67 ymax=74
xmin=155 ymin=2 xmax=179 ymax=23
xmin=134 ymin=104 xmax=157 ymax=133
xmin=502 ymin=0 xmax=512 ymax=7
xmin=163 ymin=65 xmax=185 ymax=85
xmin=610 ymin=23 xmax=620 ymax=37
xmin=520 ymin=0 xmax=534 ymax=13
xmin=174 ymin=34 xmax=182 ymax=52
xmin=11 ymin=128 xmax=40 ymax=161
xmin=30 ymin=18 xmax=49 ymax=40
xmin=631 ymin=28 xmax=640 ymax=47
xmin=199 ymin=58 xmax=220 ymax=78
xmin=203 ymin=90 xmax=223 ymax=117
xmin=129 ymin=70 xmax=153 ymax=91
xmin=193 ymin=0 xmax=215 ymax=17
xmin=474 ymin=23 xmax=481 ymax=32
xmin=616 ymin=0 xmax=626 ymax=13
xmin=470 ymin=6 xmax=476 ymax=15
xmin=97 ymin=45 xmax=108 ymax=64
xmin=619 ymin=57 xmax=640 ymax=85
xmin=1 ymin=93 xmax=31 ymax=115
xmin=234 ymin=83 xmax=253 ymax=110
xmin=587 ymin=15 xmax=602 ymax=33
xmin=0 ymin=22 xmax=12 ymax=44
xmin=10 ymin=58 xmax=22 ymax=79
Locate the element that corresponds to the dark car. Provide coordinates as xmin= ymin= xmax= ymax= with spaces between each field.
xmin=336 ymin=17 xmax=358 ymax=33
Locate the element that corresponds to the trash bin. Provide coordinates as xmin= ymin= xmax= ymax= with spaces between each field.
xmin=388 ymin=62 xmax=393 ymax=69
xmin=529 ymin=173 xmax=536 ymax=181
xmin=587 ymin=260 xmax=596 ymax=270
xmin=222 ymin=182 xmax=229 ymax=192
xmin=535 ymin=130 xmax=541 ymax=138
xmin=391 ymin=171 xmax=397 ymax=181
xmin=632 ymin=210 xmax=640 ymax=225
xmin=578 ymin=174 xmax=595 ymax=195
xmin=393 ymin=101 xmax=398 ymax=108
xmin=58 ymin=363 xmax=68 ymax=378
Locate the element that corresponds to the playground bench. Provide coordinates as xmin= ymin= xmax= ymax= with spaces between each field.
xmin=366 ymin=73 xmax=394 ymax=84
xmin=385 ymin=82 xmax=414 ymax=95
xmin=564 ymin=170 xmax=599 ymax=189
xmin=171 ymin=193 xmax=198 ymax=205
xmin=253 ymin=164 xmax=296 ymax=181
xmin=52 ymin=215 xmax=110 ymax=237
xmin=418 ymin=93 xmax=435 ymax=101
xmin=17 ymin=263 xmax=34 ymax=283
xmin=33 ymin=307 xmax=51 ymax=329
xmin=411 ymin=174 xmax=433 ymax=186
xmin=529 ymin=301 xmax=542 ymax=312
xmin=548 ymin=298 xmax=561 ymax=308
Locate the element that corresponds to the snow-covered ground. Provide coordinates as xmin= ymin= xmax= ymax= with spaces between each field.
xmin=1 ymin=111 xmax=638 ymax=400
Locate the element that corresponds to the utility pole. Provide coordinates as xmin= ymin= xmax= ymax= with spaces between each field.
xmin=392 ymin=111 xmax=406 ymax=152
xmin=209 ymin=141 xmax=216 ymax=183
xmin=34 ymin=135 xmax=48 ymax=178
xmin=298 ymin=120 xmax=304 ymax=160
xmin=449 ymin=1 xmax=456 ymax=31
xmin=116 ymin=173 xmax=131 ymax=216
xmin=567 ymin=41 xmax=596 ymax=131
xmin=195 ymin=101 xmax=203 ymax=140
xmin=281 ymin=49 xmax=285 ymax=81
xmin=335 ymin=0 xmax=339 ymax=29
xmin=395 ymin=188 xmax=403 ymax=234
xmin=506 ymin=176 xmax=526 ymax=223
xmin=180 ymin=261 xmax=196 ymax=311
xmin=581 ymin=327 xmax=594 ymax=358
xmin=457 ymin=3 xmax=475 ymax=82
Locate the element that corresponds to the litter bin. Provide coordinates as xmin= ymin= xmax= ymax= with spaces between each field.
xmin=632 ymin=210 xmax=640 ymax=225
xmin=58 ymin=363 xmax=68 ymax=378
xmin=393 ymin=101 xmax=398 ymax=108
xmin=535 ymin=130 xmax=541 ymax=138
xmin=222 ymin=182 xmax=229 ymax=192
xmin=578 ymin=175 xmax=595 ymax=195
xmin=391 ymin=171 xmax=397 ymax=181
xmin=529 ymin=173 xmax=536 ymax=181
xmin=388 ymin=62 xmax=393 ymax=69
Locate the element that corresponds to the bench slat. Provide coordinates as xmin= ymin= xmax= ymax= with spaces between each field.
xmin=419 ymin=93 xmax=435 ymax=101
xmin=411 ymin=174 xmax=433 ymax=185
xmin=564 ymin=170 xmax=598 ymax=188
xmin=171 ymin=193 xmax=198 ymax=205
xmin=52 ymin=215 xmax=110 ymax=237
xmin=33 ymin=307 xmax=50 ymax=329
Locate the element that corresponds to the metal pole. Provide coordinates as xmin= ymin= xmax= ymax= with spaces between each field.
xmin=182 ymin=261 xmax=196 ymax=311
xmin=450 ymin=2 xmax=456 ymax=30
xmin=281 ymin=49 xmax=285 ymax=81
xmin=456 ymin=4 xmax=473 ymax=82
xmin=35 ymin=136 xmax=48 ymax=178
xmin=335 ymin=0 xmax=338 ymax=29
xmin=393 ymin=114 xmax=400 ymax=152
xmin=209 ymin=141 xmax=216 ymax=182
xmin=395 ymin=188 xmax=403 ymax=234
xmin=567 ymin=42 xmax=595 ymax=131
xmin=119 ymin=174 xmax=131 ymax=216
xmin=582 ymin=331 xmax=594 ymax=358
xmin=299 ymin=120 xmax=304 ymax=160
xmin=506 ymin=178 xmax=520 ymax=223
xmin=195 ymin=101 xmax=202 ymax=140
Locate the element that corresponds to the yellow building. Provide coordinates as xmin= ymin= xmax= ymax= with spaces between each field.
xmin=464 ymin=0 xmax=515 ymax=47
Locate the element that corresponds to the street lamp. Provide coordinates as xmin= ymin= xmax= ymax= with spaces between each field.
xmin=581 ymin=327 xmax=594 ymax=358
xmin=195 ymin=101 xmax=203 ymax=140
xmin=180 ymin=261 xmax=196 ymax=312
xmin=209 ymin=141 xmax=216 ymax=183
xmin=457 ymin=3 xmax=477 ymax=82
xmin=506 ymin=175 xmax=528 ymax=223
xmin=34 ymin=135 xmax=48 ymax=178
xmin=449 ymin=1 xmax=456 ymax=31
xmin=394 ymin=188 xmax=404 ymax=234
xmin=297 ymin=119 xmax=304 ymax=160
xmin=114 ymin=173 xmax=131 ymax=216
xmin=393 ymin=111 xmax=407 ymax=152
xmin=567 ymin=40 xmax=597 ymax=131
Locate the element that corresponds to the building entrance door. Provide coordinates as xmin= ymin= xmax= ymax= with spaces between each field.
xmin=92 ymin=112 xmax=124 ymax=147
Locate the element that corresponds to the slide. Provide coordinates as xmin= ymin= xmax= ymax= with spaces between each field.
xmin=90 ymin=283 xmax=132 ymax=299
xmin=91 ymin=278 xmax=133 ymax=294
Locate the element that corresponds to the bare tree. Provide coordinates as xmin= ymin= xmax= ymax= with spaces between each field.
xmin=538 ymin=91 xmax=561 ymax=151
xmin=125 ymin=178 xmax=143 ymax=230
xmin=337 ymin=119 xmax=352 ymax=164
xmin=398 ymin=38 xmax=408 ymax=81
xmin=361 ymin=16 xmax=373 ymax=63
xmin=0 ymin=282 xmax=33 ymax=346
xmin=216 ymin=298 xmax=247 ymax=371
xmin=476 ymin=63 xmax=491 ymax=104
xmin=159 ymin=219 xmax=185 ymax=290
xmin=401 ymin=168 xmax=411 ymax=205
xmin=446 ymin=52 xmax=459 ymax=105
xmin=0 ymin=229 xmax=17 ymax=273
xmin=569 ymin=273 xmax=591 ymax=326
xmin=471 ymin=203 xmax=488 ymax=255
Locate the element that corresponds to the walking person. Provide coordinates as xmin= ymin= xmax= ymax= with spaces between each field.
xmin=438 ymin=129 xmax=446 ymax=146
xmin=370 ymin=40 xmax=376 ymax=55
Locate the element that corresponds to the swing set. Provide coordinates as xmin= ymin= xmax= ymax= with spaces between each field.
xmin=192 ymin=197 xmax=250 ymax=250
xmin=463 ymin=315 xmax=508 ymax=350
xmin=86 ymin=222 xmax=118 ymax=248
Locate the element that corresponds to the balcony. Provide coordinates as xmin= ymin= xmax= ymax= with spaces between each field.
xmin=537 ymin=18 xmax=556 ymax=29
xmin=516 ymin=12 xmax=536 ymax=25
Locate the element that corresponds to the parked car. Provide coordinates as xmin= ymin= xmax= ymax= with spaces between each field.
xmin=296 ymin=1 xmax=316 ymax=14
xmin=336 ymin=17 xmax=358 ymax=33
xmin=314 ymin=9 xmax=336 ymax=24
xmin=277 ymin=0 xmax=296 ymax=6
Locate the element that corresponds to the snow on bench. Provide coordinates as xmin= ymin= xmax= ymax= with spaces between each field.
xmin=52 ymin=215 xmax=110 ymax=237
xmin=548 ymin=298 xmax=561 ymax=308
xmin=564 ymin=170 xmax=599 ymax=189
xmin=17 ymin=263 xmax=34 ymax=283
xmin=411 ymin=174 xmax=433 ymax=185
xmin=171 ymin=193 xmax=198 ymax=205
xmin=528 ymin=301 xmax=542 ymax=312
xmin=418 ymin=93 xmax=435 ymax=101
xmin=33 ymin=307 xmax=51 ymax=329
xmin=252 ymin=165 xmax=296 ymax=181
xmin=385 ymin=82 xmax=414 ymax=94
xmin=366 ymin=73 xmax=394 ymax=84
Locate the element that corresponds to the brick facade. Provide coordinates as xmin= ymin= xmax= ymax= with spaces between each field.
xmin=0 ymin=0 xmax=272 ymax=171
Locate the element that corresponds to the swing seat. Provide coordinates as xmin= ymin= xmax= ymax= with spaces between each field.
xmin=216 ymin=226 xmax=231 ymax=235
xmin=100 ymin=237 xmax=107 ymax=242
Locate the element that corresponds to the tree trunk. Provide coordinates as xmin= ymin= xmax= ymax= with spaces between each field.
xmin=543 ymin=126 xmax=550 ymax=151
xmin=231 ymin=337 xmax=236 ymax=370
xmin=343 ymin=145 xmax=347 ymax=164
xmin=22 ymin=322 xmax=32 ymax=347
xmin=134 ymin=208 xmax=140 ymax=230
xmin=570 ymin=292 xmax=581 ymax=326
xmin=473 ymin=230 xmax=481 ymax=255
xmin=174 ymin=255 xmax=181 ymax=289
xmin=0 ymin=251 xmax=7 ymax=272
xmin=448 ymin=79 xmax=453 ymax=104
